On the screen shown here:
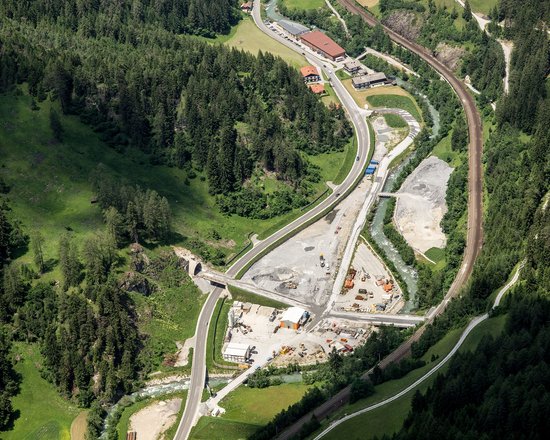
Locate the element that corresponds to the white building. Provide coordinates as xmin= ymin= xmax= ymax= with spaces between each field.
xmin=280 ymin=307 xmax=308 ymax=330
xmin=223 ymin=342 xmax=250 ymax=363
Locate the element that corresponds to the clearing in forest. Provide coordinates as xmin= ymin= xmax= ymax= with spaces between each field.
xmin=225 ymin=18 xmax=307 ymax=67
xmin=4 ymin=343 xmax=80 ymax=440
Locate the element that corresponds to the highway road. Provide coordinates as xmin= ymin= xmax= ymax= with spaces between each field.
xmin=173 ymin=286 xmax=223 ymax=440
xmin=175 ymin=0 xmax=483 ymax=437
xmin=227 ymin=0 xmax=373 ymax=278
xmin=173 ymin=1 xmax=374 ymax=438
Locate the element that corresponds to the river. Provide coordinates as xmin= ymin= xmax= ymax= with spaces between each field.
xmin=369 ymin=94 xmax=440 ymax=312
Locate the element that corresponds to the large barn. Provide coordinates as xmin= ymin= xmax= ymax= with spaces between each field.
xmin=299 ymin=30 xmax=346 ymax=61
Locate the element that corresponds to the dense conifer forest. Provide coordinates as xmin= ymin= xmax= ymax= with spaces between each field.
xmin=0 ymin=1 xmax=351 ymax=219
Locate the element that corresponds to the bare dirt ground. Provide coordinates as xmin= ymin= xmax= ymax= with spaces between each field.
xmin=435 ymin=42 xmax=466 ymax=71
xmin=174 ymin=336 xmax=195 ymax=367
xmin=129 ymin=398 xmax=182 ymax=440
xmin=498 ymin=39 xmax=513 ymax=94
xmin=394 ymin=156 xmax=453 ymax=253
xmin=70 ymin=411 xmax=87 ymax=440
xmin=242 ymin=178 xmax=373 ymax=308
xmin=371 ymin=116 xmax=408 ymax=155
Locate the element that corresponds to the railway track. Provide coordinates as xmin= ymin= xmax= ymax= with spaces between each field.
xmin=275 ymin=1 xmax=484 ymax=438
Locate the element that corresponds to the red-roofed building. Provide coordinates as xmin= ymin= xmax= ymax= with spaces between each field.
xmin=299 ymin=30 xmax=346 ymax=61
xmin=300 ymin=65 xmax=321 ymax=82
xmin=240 ymin=2 xmax=253 ymax=13
xmin=308 ymin=83 xmax=326 ymax=95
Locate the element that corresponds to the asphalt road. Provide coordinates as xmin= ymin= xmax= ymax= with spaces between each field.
xmin=173 ymin=286 xmax=223 ymax=440
xmin=173 ymin=1 xmax=374 ymax=438
xmin=227 ymin=0 xmax=373 ymax=278
xmin=273 ymin=2 xmax=485 ymax=438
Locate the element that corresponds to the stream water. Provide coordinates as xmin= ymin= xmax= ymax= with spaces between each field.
xmin=369 ymin=95 xmax=440 ymax=312
xmin=265 ymin=0 xmax=285 ymax=21
xmin=100 ymin=377 xmax=231 ymax=437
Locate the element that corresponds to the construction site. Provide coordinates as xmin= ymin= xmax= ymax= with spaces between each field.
xmin=222 ymin=301 xmax=372 ymax=368
xmin=334 ymin=241 xmax=404 ymax=314
xmin=241 ymin=177 xmax=373 ymax=308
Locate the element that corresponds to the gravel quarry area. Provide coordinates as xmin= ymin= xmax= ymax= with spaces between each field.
xmin=371 ymin=115 xmax=408 ymax=156
xmin=242 ymin=178 xmax=373 ymax=308
xmin=394 ymin=156 xmax=453 ymax=253
xmin=129 ymin=397 xmax=182 ymax=440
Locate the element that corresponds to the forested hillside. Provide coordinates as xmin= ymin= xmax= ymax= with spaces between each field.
xmin=390 ymin=297 xmax=550 ymax=440
xmin=0 ymin=5 xmax=351 ymax=219
xmin=1 ymin=0 xmax=240 ymax=36
xmin=0 ymin=0 xmax=354 ymax=435
xmin=409 ymin=0 xmax=550 ymax=379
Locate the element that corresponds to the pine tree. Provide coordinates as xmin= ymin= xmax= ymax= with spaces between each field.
xmin=58 ymin=234 xmax=81 ymax=290
xmin=463 ymin=0 xmax=472 ymax=21
xmin=30 ymin=231 xmax=45 ymax=273
xmin=103 ymin=207 xmax=125 ymax=247
xmin=49 ymin=108 xmax=63 ymax=142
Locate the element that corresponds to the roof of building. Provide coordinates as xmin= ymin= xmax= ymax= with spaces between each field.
xmin=309 ymin=83 xmax=326 ymax=94
xmin=352 ymin=72 xmax=387 ymax=85
xmin=241 ymin=2 xmax=253 ymax=8
xmin=344 ymin=60 xmax=362 ymax=70
xmin=224 ymin=342 xmax=250 ymax=357
xmin=279 ymin=19 xmax=310 ymax=36
xmin=300 ymin=65 xmax=319 ymax=77
xmin=300 ymin=30 xmax=346 ymax=58
xmin=281 ymin=307 xmax=306 ymax=324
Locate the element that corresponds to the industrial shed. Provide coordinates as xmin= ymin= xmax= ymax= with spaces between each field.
xmin=279 ymin=19 xmax=310 ymax=36
xmin=299 ymin=30 xmax=346 ymax=61
xmin=280 ymin=307 xmax=308 ymax=330
xmin=223 ymin=342 xmax=251 ymax=363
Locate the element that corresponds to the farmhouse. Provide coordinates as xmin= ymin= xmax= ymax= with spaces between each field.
xmin=280 ymin=307 xmax=308 ymax=330
xmin=352 ymin=72 xmax=390 ymax=89
xmin=308 ymin=83 xmax=326 ymax=95
xmin=240 ymin=2 xmax=253 ymax=13
xmin=299 ymin=30 xmax=346 ymax=61
xmin=300 ymin=65 xmax=321 ymax=82
xmin=343 ymin=60 xmax=363 ymax=74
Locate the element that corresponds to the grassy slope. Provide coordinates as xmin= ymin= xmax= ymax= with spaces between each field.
xmin=383 ymin=113 xmax=408 ymax=128
xmin=5 ymin=343 xmax=80 ymax=440
xmin=133 ymin=276 xmax=206 ymax=372
xmin=357 ymin=0 xmax=380 ymax=8
xmin=225 ymin=17 xmax=307 ymax=68
xmin=341 ymin=82 xmax=422 ymax=122
xmin=283 ymin=0 xmax=326 ymax=10
xmin=318 ymin=315 xmax=508 ymax=439
xmin=366 ymin=95 xmax=422 ymax=123
xmin=228 ymin=285 xmax=289 ymax=309
xmin=425 ymin=246 xmax=445 ymax=263
xmin=431 ymin=132 xmax=463 ymax=168
xmin=206 ymin=297 xmax=236 ymax=370
xmin=190 ymin=383 xmax=311 ymax=439
xmin=467 ymin=0 xmax=498 ymax=15
xmin=0 ymin=86 xmax=354 ymax=269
